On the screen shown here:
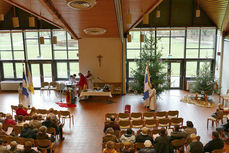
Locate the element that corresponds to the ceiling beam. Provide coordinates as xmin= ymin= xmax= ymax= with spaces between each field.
xmin=114 ymin=0 xmax=124 ymax=42
xmin=39 ymin=0 xmax=78 ymax=39
xmin=221 ymin=0 xmax=229 ymax=32
xmin=127 ymin=0 xmax=163 ymax=33
xmin=3 ymin=0 xmax=62 ymax=29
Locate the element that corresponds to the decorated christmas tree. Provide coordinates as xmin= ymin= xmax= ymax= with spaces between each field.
xmin=192 ymin=63 xmax=218 ymax=96
xmin=130 ymin=31 xmax=169 ymax=96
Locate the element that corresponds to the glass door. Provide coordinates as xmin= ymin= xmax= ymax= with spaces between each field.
xmin=30 ymin=62 xmax=53 ymax=88
xmin=31 ymin=64 xmax=41 ymax=88
xmin=169 ymin=62 xmax=181 ymax=88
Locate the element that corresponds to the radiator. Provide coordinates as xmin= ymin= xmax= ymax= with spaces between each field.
xmin=0 ymin=81 xmax=21 ymax=91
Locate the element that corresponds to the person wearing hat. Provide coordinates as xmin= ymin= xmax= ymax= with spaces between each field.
xmin=104 ymin=116 xmax=120 ymax=132
xmin=185 ymin=133 xmax=203 ymax=153
xmin=103 ymin=128 xmax=118 ymax=143
xmin=138 ymin=140 xmax=156 ymax=153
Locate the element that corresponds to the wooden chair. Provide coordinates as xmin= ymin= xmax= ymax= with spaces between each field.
xmin=220 ymin=89 xmax=229 ymax=106
xmin=143 ymin=112 xmax=155 ymax=120
xmin=105 ymin=113 xmax=117 ymax=121
xmin=135 ymin=142 xmax=145 ymax=151
xmin=119 ymin=120 xmax=131 ymax=129
xmin=151 ymin=129 xmax=161 ymax=135
xmin=207 ymin=111 xmax=223 ymax=129
xmin=131 ymin=112 xmax=142 ymax=121
xmin=7 ymin=136 xmax=22 ymax=144
xmin=59 ymin=110 xmax=74 ymax=128
xmin=49 ymin=82 xmax=59 ymax=95
xmin=212 ymin=148 xmax=225 ymax=153
xmin=40 ymin=82 xmax=50 ymax=95
xmin=47 ymin=127 xmax=57 ymax=140
xmin=21 ymin=138 xmax=35 ymax=146
xmin=170 ymin=118 xmax=183 ymax=128
xmin=118 ymin=113 xmax=129 ymax=121
xmin=0 ymin=135 xmax=8 ymax=142
xmin=132 ymin=120 xmax=144 ymax=128
xmin=145 ymin=119 xmax=158 ymax=128
xmin=37 ymin=139 xmax=55 ymax=153
xmin=14 ymin=125 xmax=23 ymax=136
xmin=11 ymin=105 xmax=18 ymax=116
xmin=171 ymin=138 xmax=186 ymax=153
xmin=155 ymin=111 xmax=167 ymax=119
xmin=167 ymin=110 xmax=179 ymax=119
xmin=158 ymin=118 xmax=170 ymax=128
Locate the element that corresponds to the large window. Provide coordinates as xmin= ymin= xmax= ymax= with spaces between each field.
xmin=126 ymin=27 xmax=216 ymax=89
xmin=0 ymin=30 xmax=79 ymax=83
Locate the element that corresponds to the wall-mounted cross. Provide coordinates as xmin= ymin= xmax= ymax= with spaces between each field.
xmin=97 ymin=55 xmax=103 ymax=67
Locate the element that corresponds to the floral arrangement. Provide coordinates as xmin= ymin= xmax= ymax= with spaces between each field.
xmin=103 ymin=84 xmax=110 ymax=92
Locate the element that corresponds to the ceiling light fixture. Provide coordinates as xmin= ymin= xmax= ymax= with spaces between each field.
xmin=12 ymin=7 xmax=19 ymax=28
xmin=52 ymin=36 xmax=57 ymax=44
xmin=156 ymin=10 xmax=160 ymax=18
xmin=196 ymin=0 xmax=200 ymax=17
xmin=83 ymin=27 xmax=106 ymax=35
xmin=140 ymin=33 xmax=144 ymax=42
xmin=66 ymin=0 xmax=96 ymax=10
xmin=143 ymin=14 xmax=149 ymax=24
xmin=0 ymin=14 xmax=4 ymax=21
xmin=29 ymin=16 xmax=35 ymax=27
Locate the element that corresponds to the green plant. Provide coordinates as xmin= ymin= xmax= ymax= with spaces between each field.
xmin=130 ymin=31 xmax=169 ymax=96
xmin=192 ymin=62 xmax=218 ymax=95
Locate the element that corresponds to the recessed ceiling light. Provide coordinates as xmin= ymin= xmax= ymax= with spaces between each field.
xmin=83 ymin=27 xmax=106 ymax=35
xmin=66 ymin=0 xmax=96 ymax=10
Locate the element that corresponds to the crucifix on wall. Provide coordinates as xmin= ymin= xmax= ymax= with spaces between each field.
xmin=97 ymin=55 xmax=103 ymax=67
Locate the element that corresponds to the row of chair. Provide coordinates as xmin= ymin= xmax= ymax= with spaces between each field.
xmin=112 ymin=118 xmax=183 ymax=129
xmin=0 ymin=135 xmax=55 ymax=153
xmin=105 ymin=111 xmax=179 ymax=121
xmin=10 ymin=105 xmax=74 ymax=128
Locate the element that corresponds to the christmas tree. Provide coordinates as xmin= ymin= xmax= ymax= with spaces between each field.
xmin=192 ymin=62 xmax=217 ymax=96
xmin=130 ymin=31 xmax=169 ymax=96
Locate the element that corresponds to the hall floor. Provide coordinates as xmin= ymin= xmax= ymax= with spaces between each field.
xmin=0 ymin=90 xmax=228 ymax=153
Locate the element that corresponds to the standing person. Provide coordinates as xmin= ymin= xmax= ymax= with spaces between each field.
xmin=149 ymin=84 xmax=156 ymax=111
xmin=86 ymin=71 xmax=93 ymax=89
xmin=77 ymin=73 xmax=88 ymax=96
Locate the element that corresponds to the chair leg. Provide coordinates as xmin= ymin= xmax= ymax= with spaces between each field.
xmin=72 ymin=115 xmax=74 ymax=125
xmin=207 ymin=119 xmax=209 ymax=129
xmin=216 ymin=121 xmax=218 ymax=127
xmin=212 ymin=121 xmax=214 ymax=127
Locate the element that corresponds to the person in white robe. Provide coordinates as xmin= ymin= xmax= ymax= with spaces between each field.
xmin=86 ymin=71 xmax=93 ymax=89
xmin=149 ymin=85 xmax=156 ymax=111
xmin=18 ymin=83 xmax=31 ymax=107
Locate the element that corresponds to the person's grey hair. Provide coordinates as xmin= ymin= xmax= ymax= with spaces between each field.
xmin=144 ymin=140 xmax=152 ymax=147
xmin=10 ymin=141 xmax=17 ymax=149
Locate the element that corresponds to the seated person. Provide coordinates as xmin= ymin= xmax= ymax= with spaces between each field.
xmin=185 ymin=133 xmax=203 ymax=153
xmin=184 ymin=121 xmax=197 ymax=136
xmin=0 ymin=138 xmax=7 ymax=153
xmin=16 ymin=104 xmax=29 ymax=116
xmin=103 ymin=128 xmax=118 ymax=143
xmin=120 ymin=142 xmax=135 ymax=153
xmin=120 ymin=128 xmax=135 ymax=144
xmin=22 ymin=141 xmax=38 ymax=153
xmin=0 ymin=123 xmax=6 ymax=135
xmin=104 ymin=116 xmax=120 ymax=132
xmin=48 ymin=108 xmax=58 ymax=121
xmin=29 ymin=107 xmax=36 ymax=116
xmin=138 ymin=140 xmax=156 ymax=153
xmin=136 ymin=127 xmax=154 ymax=144
xmin=204 ymin=131 xmax=224 ymax=153
xmin=211 ymin=104 xmax=224 ymax=118
xmin=16 ymin=115 xmax=24 ymax=127
xmin=103 ymin=141 xmax=117 ymax=153
xmin=7 ymin=141 xmax=21 ymax=153
xmin=29 ymin=114 xmax=42 ymax=130
xmin=154 ymin=128 xmax=173 ymax=153
xmin=42 ymin=115 xmax=64 ymax=140
xmin=36 ymin=126 xmax=50 ymax=140
xmin=171 ymin=125 xmax=187 ymax=141
xmin=4 ymin=114 xmax=16 ymax=126
xmin=20 ymin=123 xmax=37 ymax=139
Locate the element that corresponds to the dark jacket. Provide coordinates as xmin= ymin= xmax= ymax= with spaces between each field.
xmin=103 ymin=134 xmax=118 ymax=143
xmin=139 ymin=147 xmax=156 ymax=153
xmin=104 ymin=121 xmax=120 ymax=132
xmin=36 ymin=132 xmax=49 ymax=140
xmin=22 ymin=149 xmax=38 ymax=153
xmin=136 ymin=133 xmax=154 ymax=144
xmin=190 ymin=141 xmax=204 ymax=153
xmin=20 ymin=127 xmax=37 ymax=139
xmin=170 ymin=131 xmax=187 ymax=141
xmin=154 ymin=135 xmax=174 ymax=153
xmin=204 ymin=138 xmax=224 ymax=153
xmin=121 ymin=148 xmax=135 ymax=153
xmin=42 ymin=119 xmax=59 ymax=134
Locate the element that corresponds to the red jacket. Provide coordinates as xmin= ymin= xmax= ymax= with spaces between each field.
xmin=77 ymin=74 xmax=87 ymax=88
xmin=16 ymin=108 xmax=29 ymax=116
xmin=4 ymin=119 xmax=16 ymax=126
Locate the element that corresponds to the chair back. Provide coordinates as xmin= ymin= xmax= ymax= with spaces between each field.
xmin=105 ymin=113 xmax=117 ymax=121
xmin=118 ymin=113 xmax=129 ymax=121
xmin=158 ymin=118 xmax=170 ymax=127
xmin=60 ymin=111 xmax=71 ymax=118
xmin=212 ymin=148 xmax=224 ymax=153
xmin=155 ymin=111 xmax=167 ymax=119
xmin=37 ymin=139 xmax=52 ymax=149
xmin=41 ymin=82 xmax=49 ymax=88
xmin=7 ymin=136 xmax=22 ymax=144
xmin=132 ymin=120 xmax=144 ymax=128
xmin=119 ymin=120 xmax=130 ymax=129
xmin=171 ymin=138 xmax=186 ymax=147
xmin=37 ymin=109 xmax=48 ymax=115
xmin=131 ymin=112 xmax=142 ymax=121
xmin=143 ymin=112 xmax=155 ymax=120
xmin=168 ymin=110 xmax=179 ymax=118
xmin=217 ymin=111 xmax=224 ymax=120
xmin=21 ymin=138 xmax=35 ymax=146
xmin=170 ymin=118 xmax=183 ymax=127
xmin=145 ymin=119 xmax=158 ymax=128
xmin=135 ymin=142 xmax=145 ymax=150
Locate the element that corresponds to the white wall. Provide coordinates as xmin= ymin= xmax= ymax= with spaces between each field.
xmin=78 ymin=38 xmax=122 ymax=82
xmin=221 ymin=40 xmax=229 ymax=94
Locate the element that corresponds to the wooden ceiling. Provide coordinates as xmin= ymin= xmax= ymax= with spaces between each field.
xmin=2 ymin=0 xmax=229 ymax=38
